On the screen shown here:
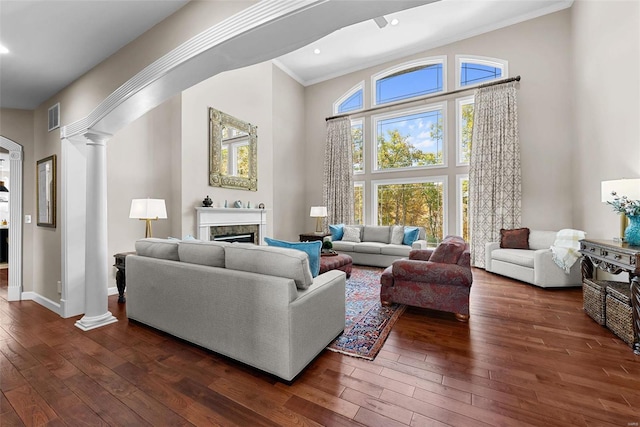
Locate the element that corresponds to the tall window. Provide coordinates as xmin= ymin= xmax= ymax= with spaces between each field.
xmin=352 ymin=120 xmax=364 ymax=174
xmin=374 ymin=104 xmax=445 ymax=171
xmin=373 ymin=177 xmax=446 ymax=245
xmin=354 ymin=182 xmax=364 ymax=225
xmin=455 ymin=55 xmax=508 ymax=89
xmin=456 ymin=96 xmax=474 ymax=165
xmin=334 ymin=82 xmax=364 ymax=114
xmin=457 ymin=175 xmax=469 ymax=241
xmin=372 ymin=57 xmax=446 ymax=105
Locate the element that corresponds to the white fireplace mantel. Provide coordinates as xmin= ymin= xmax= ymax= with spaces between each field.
xmin=196 ymin=207 xmax=268 ymax=243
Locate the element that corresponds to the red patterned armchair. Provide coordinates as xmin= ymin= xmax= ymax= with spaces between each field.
xmin=380 ymin=235 xmax=472 ymax=321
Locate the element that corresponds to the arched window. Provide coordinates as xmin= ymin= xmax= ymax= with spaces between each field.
xmin=372 ymin=57 xmax=446 ymax=106
xmin=333 ymin=82 xmax=364 ymax=114
xmin=456 ymin=55 xmax=508 ymax=89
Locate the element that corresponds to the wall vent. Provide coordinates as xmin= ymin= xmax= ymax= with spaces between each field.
xmin=48 ymin=103 xmax=60 ymax=132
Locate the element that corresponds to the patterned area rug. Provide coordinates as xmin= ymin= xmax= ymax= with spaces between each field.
xmin=327 ymin=266 xmax=406 ymax=360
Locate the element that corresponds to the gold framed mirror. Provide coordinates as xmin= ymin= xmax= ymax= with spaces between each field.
xmin=209 ymin=107 xmax=257 ymax=191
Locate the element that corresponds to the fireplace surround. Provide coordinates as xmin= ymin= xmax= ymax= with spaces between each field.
xmin=196 ymin=207 xmax=267 ymax=244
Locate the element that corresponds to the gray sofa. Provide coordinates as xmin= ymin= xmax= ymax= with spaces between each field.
xmin=126 ymin=238 xmax=346 ymax=381
xmin=485 ymin=230 xmax=582 ymax=288
xmin=329 ymin=225 xmax=428 ymax=267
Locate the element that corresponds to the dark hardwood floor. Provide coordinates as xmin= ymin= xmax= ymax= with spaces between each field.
xmin=1 ymin=267 xmax=639 ymax=426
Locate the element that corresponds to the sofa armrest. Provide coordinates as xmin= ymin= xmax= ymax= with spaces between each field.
xmin=533 ymin=248 xmax=582 ymax=287
xmin=409 ymin=249 xmax=434 ymax=261
xmin=412 ymin=239 xmax=428 ymax=250
xmin=392 ymin=259 xmax=472 ymax=287
xmin=485 ymin=241 xmax=500 ymax=271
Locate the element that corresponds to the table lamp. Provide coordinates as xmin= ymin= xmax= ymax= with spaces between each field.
xmin=601 ymin=178 xmax=640 ymax=241
xmin=310 ymin=206 xmax=327 ymax=234
xmin=130 ymin=198 xmax=167 ymax=238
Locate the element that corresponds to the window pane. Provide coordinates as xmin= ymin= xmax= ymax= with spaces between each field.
xmin=376 ymin=109 xmax=443 ymax=170
xmin=376 ymin=181 xmax=443 ymax=244
xmin=354 ymin=184 xmax=363 ymax=225
xmin=221 ymin=145 xmax=229 ymax=175
xmin=352 ymin=122 xmax=363 ymax=173
xmin=460 ymin=62 xmax=502 ymax=87
xmin=235 ymin=145 xmax=249 ymax=178
xmin=459 ymin=101 xmax=474 ymax=164
xmin=460 ymin=178 xmax=469 ymax=241
xmin=376 ymin=64 xmax=442 ymax=104
xmin=338 ymin=89 xmax=363 ymax=113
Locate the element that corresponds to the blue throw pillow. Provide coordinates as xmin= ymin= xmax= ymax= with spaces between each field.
xmin=329 ymin=224 xmax=344 ymax=241
xmin=403 ymin=227 xmax=420 ymax=246
xmin=264 ymin=237 xmax=321 ymax=277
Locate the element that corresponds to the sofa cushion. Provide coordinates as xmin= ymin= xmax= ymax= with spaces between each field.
xmin=403 ymin=227 xmax=420 ymax=246
xmin=529 ymin=230 xmax=558 ymax=250
xmin=363 ymin=226 xmax=391 ymax=244
xmin=390 ymin=226 xmax=405 ymax=245
xmin=342 ymin=226 xmax=362 ymax=243
xmin=329 ymin=224 xmax=344 ymax=241
xmin=429 ymin=236 xmax=466 ymax=264
xmin=264 ymin=237 xmax=321 ymax=277
xmin=178 ymin=240 xmax=228 ymax=268
xmin=135 ymin=238 xmax=179 ymax=261
xmin=491 ymin=248 xmax=535 ymax=268
xmin=500 ymin=228 xmax=530 ymax=249
xmin=354 ymin=242 xmax=386 ymax=254
xmin=225 ymin=244 xmax=314 ymax=289
xmin=381 ymin=244 xmax=412 ymax=257
xmin=331 ymin=240 xmax=357 ymax=252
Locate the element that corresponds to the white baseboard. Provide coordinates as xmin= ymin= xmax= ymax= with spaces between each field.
xmin=21 ymin=291 xmax=62 ymax=316
xmin=108 ymin=286 xmax=118 ymax=296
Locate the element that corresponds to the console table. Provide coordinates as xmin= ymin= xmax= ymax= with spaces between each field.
xmin=579 ymin=239 xmax=640 ymax=354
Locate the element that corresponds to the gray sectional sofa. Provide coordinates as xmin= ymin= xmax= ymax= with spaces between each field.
xmin=485 ymin=230 xmax=582 ymax=288
xmin=329 ymin=225 xmax=428 ymax=267
xmin=126 ymin=238 xmax=346 ymax=381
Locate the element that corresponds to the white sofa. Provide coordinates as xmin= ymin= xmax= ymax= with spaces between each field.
xmin=485 ymin=230 xmax=582 ymax=288
xmin=329 ymin=225 xmax=428 ymax=268
xmin=126 ymin=238 xmax=346 ymax=382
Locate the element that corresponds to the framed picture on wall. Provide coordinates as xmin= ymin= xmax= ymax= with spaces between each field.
xmin=37 ymin=155 xmax=56 ymax=228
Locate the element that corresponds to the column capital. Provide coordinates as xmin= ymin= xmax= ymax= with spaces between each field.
xmin=64 ymin=128 xmax=112 ymax=145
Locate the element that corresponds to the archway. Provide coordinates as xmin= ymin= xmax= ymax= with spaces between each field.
xmin=0 ymin=136 xmax=23 ymax=301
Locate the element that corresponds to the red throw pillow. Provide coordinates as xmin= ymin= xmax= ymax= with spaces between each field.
xmin=429 ymin=236 xmax=466 ymax=264
xmin=500 ymin=228 xmax=530 ymax=249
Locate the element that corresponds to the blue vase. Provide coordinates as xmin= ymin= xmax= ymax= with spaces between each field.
xmin=624 ymin=215 xmax=640 ymax=246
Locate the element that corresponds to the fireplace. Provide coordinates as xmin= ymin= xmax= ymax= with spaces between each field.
xmin=196 ymin=207 xmax=267 ymax=244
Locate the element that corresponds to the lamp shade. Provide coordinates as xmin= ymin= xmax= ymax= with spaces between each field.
xmin=129 ymin=198 xmax=167 ymax=219
xmin=601 ymin=179 xmax=640 ymax=203
xmin=309 ymin=206 xmax=327 ymax=217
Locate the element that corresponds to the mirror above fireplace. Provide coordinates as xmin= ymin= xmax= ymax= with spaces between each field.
xmin=209 ymin=107 xmax=258 ymax=191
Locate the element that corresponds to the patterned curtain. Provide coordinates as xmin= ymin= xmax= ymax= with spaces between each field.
xmin=469 ymin=82 xmax=521 ymax=268
xmin=323 ymin=117 xmax=354 ymax=225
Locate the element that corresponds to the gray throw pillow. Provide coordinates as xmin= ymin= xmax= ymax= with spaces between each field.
xmin=342 ymin=226 xmax=362 ymax=243
xmin=390 ymin=226 xmax=405 ymax=245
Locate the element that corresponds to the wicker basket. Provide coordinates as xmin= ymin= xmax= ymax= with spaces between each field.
xmin=583 ymin=278 xmax=606 ymax=325
xmin=605 ymin=282 xmax=633 ymax=347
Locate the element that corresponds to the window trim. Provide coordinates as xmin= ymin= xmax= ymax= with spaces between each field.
xmin=371 ymin=103 xmax=447 ymax=173
xmin=371 ymin=176 xmax=448 ymax=235
xmin=354 ymin=180 xmax=365 ymax=225
xmin=456 ymin=174 xmax=469 ymax=240
xmin=456 ymin=95 xmax=474 ymax=166
xmin=371 ymin=56 xmax=447 ymax=107
xmin=351 ymin=119 xmax=365 ymax=175
xmin=333 ymin=81 xmax=364 ymax=114
xmin=455 ymin=55 xmax=508 ymax=90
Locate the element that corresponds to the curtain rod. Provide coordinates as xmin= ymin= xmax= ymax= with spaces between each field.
xmin=325 ymin=75 xmax=521 ymax=122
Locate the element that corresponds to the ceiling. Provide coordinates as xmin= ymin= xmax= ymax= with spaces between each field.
xmin=0 ymin=0 xmax=572 ymax=111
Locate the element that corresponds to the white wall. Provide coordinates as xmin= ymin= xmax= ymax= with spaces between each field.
xmin=304 ymin=9 xmax=574 ymax=236
xmin=571 ymin=0 xmax=640 ymax=240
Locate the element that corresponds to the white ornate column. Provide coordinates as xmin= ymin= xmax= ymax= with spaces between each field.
xmin=74 ymin=130 xmax=117 ymax=331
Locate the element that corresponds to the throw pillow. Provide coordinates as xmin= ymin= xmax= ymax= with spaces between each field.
xmin=390 ymin=226 xmax=405 ymax=245
xmin=342 ymin=226 xmax=361 ymax=243
xmin=403 ymin=227 xmax=420 ymax=246
xmin=329 ymin=224 xmax=344 ymax=241
xmin=429 ymin=236 xmax=466 ymax=264
xmin=500 ymin=228 xmax=530 ymax=249
xmin=264 ymin=237 xmax=321 ymax=277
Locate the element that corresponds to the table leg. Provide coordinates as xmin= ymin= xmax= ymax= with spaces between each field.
xmin=631 ymin=276 xmax=640 ymax=355
xmin=115 ymin=268 xmax=126 ymax=303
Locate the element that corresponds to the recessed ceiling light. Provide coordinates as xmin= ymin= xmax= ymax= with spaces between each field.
xmin=390 ymin=18 xmax=399 ymax=26
xmin=0 ymin=44 xmax=9 ymax=54
xmin=313 ymin=48 xmax=321 ymax=55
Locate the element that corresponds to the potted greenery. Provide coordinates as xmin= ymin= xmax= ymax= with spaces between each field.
xmin=322 ymin=240 xmax=335 ymax=254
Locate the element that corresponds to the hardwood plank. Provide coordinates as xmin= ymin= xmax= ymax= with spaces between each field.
xmin=3 ymin=384 xmax=59 ymax=426
xmin=283 ymin=395 xmax=366 ymax=427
